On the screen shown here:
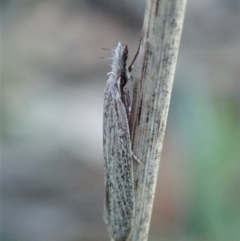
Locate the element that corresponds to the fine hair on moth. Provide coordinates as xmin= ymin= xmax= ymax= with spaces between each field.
xmin=103 ymin=42 xmax=140 ymax=241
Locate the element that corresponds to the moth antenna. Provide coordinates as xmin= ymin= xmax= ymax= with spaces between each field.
xmin=102 ymin=47 xmax=114 ymax=52
xmin=101 ymin=56 xmax=113 ymax=60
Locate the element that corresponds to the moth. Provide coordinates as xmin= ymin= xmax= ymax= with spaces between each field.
xmin=103 ymin=42 xmax=139 ymax=241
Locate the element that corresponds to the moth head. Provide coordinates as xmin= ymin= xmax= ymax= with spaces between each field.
xmin=120 ymin=44 xmax=128 ymax=70
xmin=113 ymin=43 xmax=129 ymax=90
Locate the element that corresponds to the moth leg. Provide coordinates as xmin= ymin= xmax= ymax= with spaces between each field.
xmin=128 ymin=36 xmax=142 ymax=72
xmin=131 ymin=151 xmax=142 ymax=164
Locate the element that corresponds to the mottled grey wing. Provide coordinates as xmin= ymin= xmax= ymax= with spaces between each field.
xmin=121 ymin=88 xmax=131 ymax=119
xmin=103 ymin=84 xmax=134 ymax=241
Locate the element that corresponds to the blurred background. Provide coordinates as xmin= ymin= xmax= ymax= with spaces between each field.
xmin=1 ymin=0 xmax=240 ymax=240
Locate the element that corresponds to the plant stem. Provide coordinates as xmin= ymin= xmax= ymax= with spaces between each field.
xmin=129 ymin=0 xmax=187 ymax=240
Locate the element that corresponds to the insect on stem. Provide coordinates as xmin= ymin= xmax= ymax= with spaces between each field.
xmin=103 ymin=40 xmax=143 ymax=241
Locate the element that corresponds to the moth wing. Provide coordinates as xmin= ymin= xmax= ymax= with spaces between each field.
xmin=122 ymin=88 xmax=131 ymax=119
xmin=103 ymin=85 xmax=134 ymax=241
